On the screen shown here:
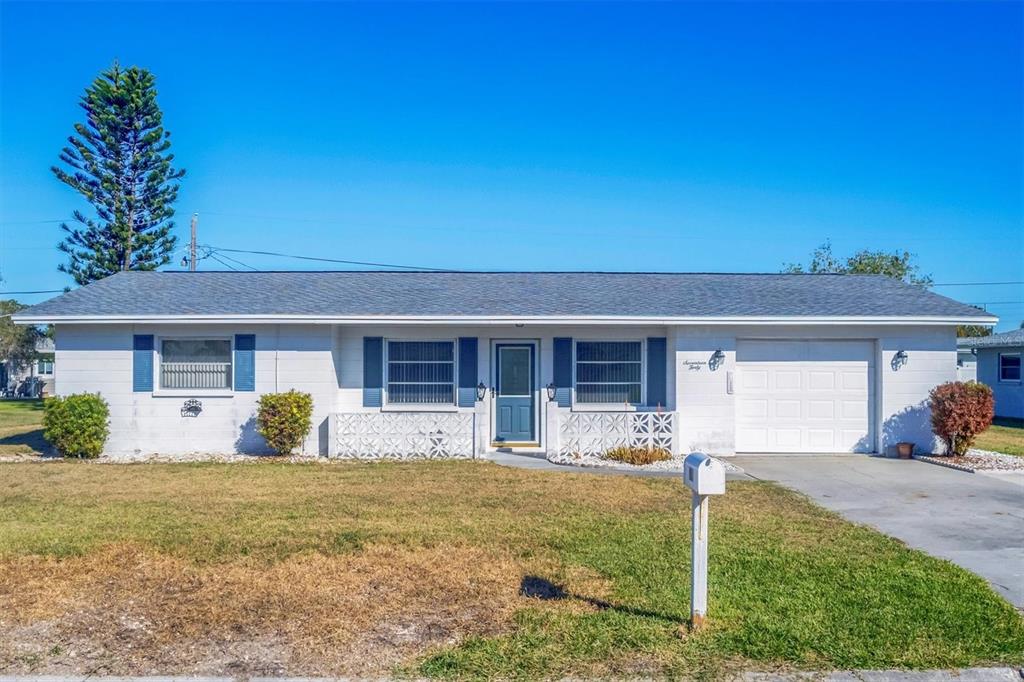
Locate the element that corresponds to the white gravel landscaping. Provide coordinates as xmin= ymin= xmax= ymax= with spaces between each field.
xmin=547 ymin=450 xmax=743 ymax=474
xmin=914 ymin=448 xmax=1024 ymax=474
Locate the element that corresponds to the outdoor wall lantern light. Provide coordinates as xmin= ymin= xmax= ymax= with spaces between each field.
xmin=892 ymin=350 xmax=908 ymax=371
xmin=476 ymin=382 xmax=487 ymax=401
xmin=545 ymin=382 xmax=557 ymax=400
xmin=709 ymin=349 xmax=726 ymax=371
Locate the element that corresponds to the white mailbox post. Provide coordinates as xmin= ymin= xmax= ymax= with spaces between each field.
xmin=682 ymin=452 xmax=726 ymax=629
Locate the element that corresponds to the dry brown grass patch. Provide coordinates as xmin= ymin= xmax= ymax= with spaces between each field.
xmin=0 ymin=542 xmax=526 ymax=676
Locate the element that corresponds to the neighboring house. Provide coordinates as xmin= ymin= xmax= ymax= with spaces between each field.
xmin=13 ymin=271 xmax=995 ymax=458
xmin=1 ymin=337 xmax=55 ymax=397
xmin=961 ymin=329 xmax=1023 ymax=419
xmin=956 ymin=338 xmax=978 ymax=382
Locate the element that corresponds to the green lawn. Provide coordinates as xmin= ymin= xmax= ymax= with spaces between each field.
xmin=975 ymin=417 xmax=1024 ymax=457
xmin=0 ymin=461 xmax=1021 ymax=678
xmin=0 ymin=398 xmax=45 ymax=455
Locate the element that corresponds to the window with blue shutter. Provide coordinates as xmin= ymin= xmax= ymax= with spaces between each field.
xmin=363 ymin=337 xmax=383 ymax=407
xmin=457 ymin=337 xmax=478 ymax=407
xmin=646 ymin=337 xmax=667 ymax=408
xmin=575 ymin=341 xmax=643 ymax=404
xmin=133 ymin=334 xmax=154 ymax=392
xmin=234 ymin=334 xmax=256 ymax=391
xmin=552 ymin=337 xmax=572 ymax=407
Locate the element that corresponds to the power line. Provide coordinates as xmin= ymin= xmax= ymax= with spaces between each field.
xmin=210 ymin=251 xmax=259 ymax=271
xmin=206 ymin=253 xmax=240 ymax=271
xmin=0 ymin=289 xmax=64 ymax=295
xmin=204 ymin=245 xmax=450 ymax=271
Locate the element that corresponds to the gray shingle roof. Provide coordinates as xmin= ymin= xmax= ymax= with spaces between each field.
xmin=15 ymin=271 xmax=994 ymax=321
xmin=960 ymin=328 xmax=1024 ymax=348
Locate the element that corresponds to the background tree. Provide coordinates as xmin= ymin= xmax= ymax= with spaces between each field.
xmin=0 ymin=300 xmax=41 ymax=375
xmin=52 ymin=62 xmax=185 ymax=285
xmin=956 ymin=325 xmax=992 ymax=338
xmin=783 ymin=240 xmax=933 ymax=286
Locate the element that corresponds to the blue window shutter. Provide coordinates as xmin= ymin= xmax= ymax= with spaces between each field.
xmin=457 ymin=337 xmax=478 ymax=407
xmin=363 ymin=337 xmax=383 ymax=407
xmin=646 ymin=337 xmax=667 ymax=408
xmin=553 ymin=337 xmax=572 ymax=407
xmin=234 ymin=334 xmax=256 ymax=391
xmin=132 ymin=334 xmax=154 ymax=392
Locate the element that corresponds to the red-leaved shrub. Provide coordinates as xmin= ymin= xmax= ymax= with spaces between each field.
xmin=928 ymin=381 xmax=994 ymax=456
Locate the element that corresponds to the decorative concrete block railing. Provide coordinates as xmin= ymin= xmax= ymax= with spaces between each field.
xmin=332 ymin=412 xmax=475 ymax=459
xmin=557 ymin=411 xmax=676 ymax=457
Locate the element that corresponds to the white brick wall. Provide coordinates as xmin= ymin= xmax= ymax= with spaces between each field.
xmin=55 ymin=324 xmax=337 ymax=456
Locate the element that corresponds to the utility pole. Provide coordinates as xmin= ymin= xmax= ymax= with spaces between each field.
xmin=189 ymin=213 xmax=198 ymax=272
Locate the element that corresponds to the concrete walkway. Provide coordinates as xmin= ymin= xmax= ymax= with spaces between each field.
xmin=734 ymin=455 xmax=1024 ymax=607
xmin=483 ymin=450 xmax=751 ymax=480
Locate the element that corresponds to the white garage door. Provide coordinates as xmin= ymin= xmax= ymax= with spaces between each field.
xmin=736 ymin=340 xmax=874 ymax=453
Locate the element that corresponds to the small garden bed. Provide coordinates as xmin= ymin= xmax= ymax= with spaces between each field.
xmin=548 ymin=449 xmax=743 ymax=474
xmin=915 ymin=449 xmax=1024 ymax=474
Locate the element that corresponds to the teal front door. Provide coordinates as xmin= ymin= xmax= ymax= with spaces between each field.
xmin=494 ymin=343 xmax=535 ymax=443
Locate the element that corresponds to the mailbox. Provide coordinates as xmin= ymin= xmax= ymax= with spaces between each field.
xmin=683 ymin=452 xmax=726 ymax=496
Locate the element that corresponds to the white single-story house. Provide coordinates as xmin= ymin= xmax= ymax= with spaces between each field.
xmin=1 ymin=336 xmax=55 ymax=398
xmin=961 ymin=329 xmax=1023 ymax=419
xmin=13 ymin=271 xmax=996 ymax=459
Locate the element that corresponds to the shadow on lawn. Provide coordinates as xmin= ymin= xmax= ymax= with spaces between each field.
xmin=519 ymin=576 xmax=683 ymax=625
xmin=0 ymin=427 xmax=47 ymax=452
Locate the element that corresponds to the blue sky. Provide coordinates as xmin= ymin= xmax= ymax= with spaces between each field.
xmin=1 ymin=1 xmax=1021 ymax=329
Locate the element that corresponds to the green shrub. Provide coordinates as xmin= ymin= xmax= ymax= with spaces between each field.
xmin=256 ymin=390 xmax=314 ymax=455
xmin=929 ymin=381 xmax=994 ymax=456
xmin=43 ymin=393 xmax=110 ymax=458
xmin=603 ymin=445 xmax=672 ymax=466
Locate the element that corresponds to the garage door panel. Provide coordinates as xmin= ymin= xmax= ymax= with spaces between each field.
xmin=773 ymin=429 xmax=802 ymax=449
xmin=775 ymin=399 xmax=802 ymax=418
xmin=807 ymin=400 xmax=835 ymax=419
xmin=807 ymin=429 xmax=836 ymax=450
xmin=740 ymin=370 xmax=768 ymax=390
xmin=774 ymin=371 xmax=801 ymax=390
xmin=737 ymin=398 xmax=768 ymax=419
xmin=807 ymin=371 xmax=836 ymax=390
xmin=841 ymin=400 xmax=867 ymax=419
xmin=736 ymin=340 xmax=874 ymax=454
xmin=736 ymin=428 xmax=767 ymax=451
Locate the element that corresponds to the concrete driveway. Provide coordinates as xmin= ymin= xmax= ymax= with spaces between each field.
xmin=732 ymin=455 xmax=1024 ymax=607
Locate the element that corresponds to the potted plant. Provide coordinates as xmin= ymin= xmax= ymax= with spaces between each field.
xmin=896 ymin=442 xmax=914 ymax=459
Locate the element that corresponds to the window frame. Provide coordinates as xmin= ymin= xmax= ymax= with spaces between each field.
xmin=383 ymin=337 xmax=458 ymax=408
xmin=572 ymin=338 xmax=646 ymax=409
xmin=999 ymin=352 xmax=1021 ymax=384
xmin=155 ymin=335 xmax=235 ymax=394
xmin=36 ymin=357 xmax=54 ymax=375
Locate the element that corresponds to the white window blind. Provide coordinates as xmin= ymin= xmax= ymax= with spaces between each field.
xmin=575 ymin=341 xmax=642 ymax=404
xmin=386 ymin=340 xmax=455 ymax=404
xmin=161 ymin=339 xmax=232 ymax=389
